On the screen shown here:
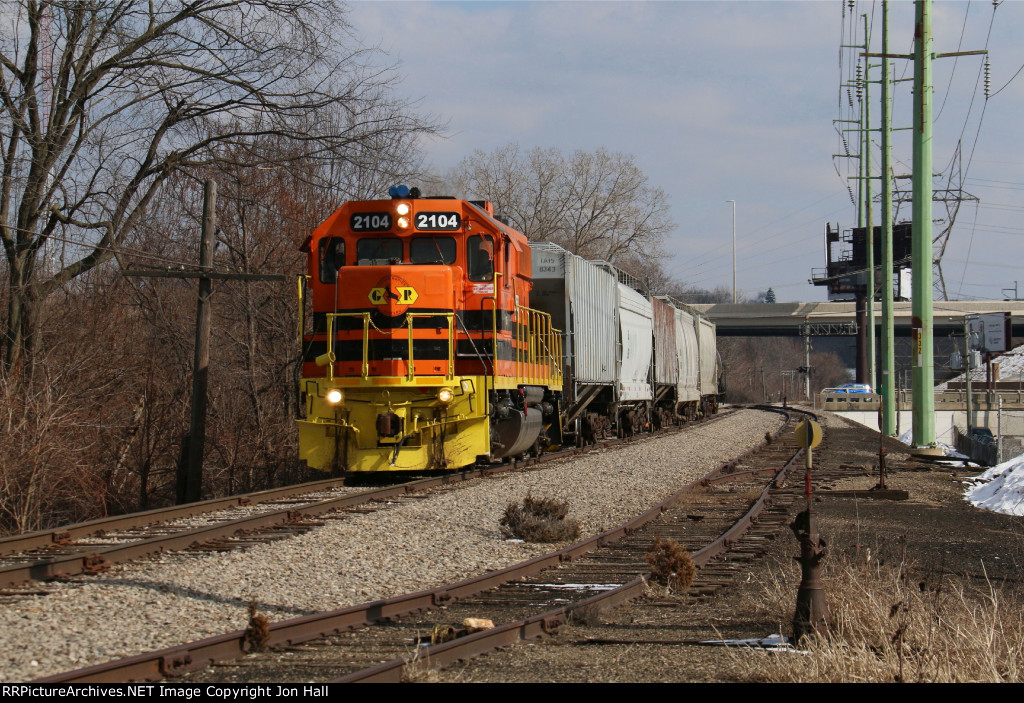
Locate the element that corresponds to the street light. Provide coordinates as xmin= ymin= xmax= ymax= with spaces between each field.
xmin=726 ymin=200 xmax=736 ymax=303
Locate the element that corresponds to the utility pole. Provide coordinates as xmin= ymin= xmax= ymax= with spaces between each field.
xmin=124 ymin=180 xmax=286 ymax=504
xmin=840 ymin=22 xmax=870 ymax=386
xmin=910 ymin=0 xmax=936 ymax=450
xmin=182 ymin=180 xmax=217 ymax=504
xmin=854 ymin=40 xmax=867 ymax=385
xmin=965 ymin=316 xmax=974 ymax=438
xmin=727 ymin=200 xmax=737 ymax=303
xmin=879 ymin=0 xmax=896 ymax=436
xmin=907 ymin=0 xmax=987 ymax=449
xmin=804 ymin=331 xmax=811 ymax=400
xmin=867 ymin=0 xmax=984 ymax=444
xmin=862 ymin=14 xmax=876 ymax=394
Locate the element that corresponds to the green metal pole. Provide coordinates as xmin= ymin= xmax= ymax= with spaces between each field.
xmin=965 ymin=317 xmax=973 ymax=437
xmin=880 ymin=0 xmax=896 ymax=436
xmin=863 ymin=14 xmax=876 ymax=394
xmin=911 ymin=0 xmax=936 ymax=448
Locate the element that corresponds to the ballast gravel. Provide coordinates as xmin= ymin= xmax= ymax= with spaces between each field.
xmin=0 ymin=408 xmax=783 ymax=682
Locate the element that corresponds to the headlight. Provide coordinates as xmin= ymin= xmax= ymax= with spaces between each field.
xmin=326 ymin=389 xmax=343 ymax=404
xmin=397 ymin=216 xmax=410 ymax=230
xmin=395 ymin=202 xmax=410 ymax=216
xmin=437 ymin=388 xmax=454 ymax=405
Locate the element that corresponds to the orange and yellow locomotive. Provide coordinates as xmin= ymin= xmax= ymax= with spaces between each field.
xmin=298 ymin=186 xmax=563 ymax=473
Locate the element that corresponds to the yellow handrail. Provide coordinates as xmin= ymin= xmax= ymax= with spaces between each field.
xmin=316 ymin=311 xmax=455 ymax=382
xmin=403 ymin=312 xmax=456 ymax=381
xmin=311 ymin=303 xmax=561 ymax=387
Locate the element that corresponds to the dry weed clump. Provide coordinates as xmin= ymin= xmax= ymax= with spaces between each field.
xmin=750 ymin=555 xmax=1024 ymax=683
xmin=243 ymin=600 xmax=270 ymax=652
xmin=569 ymin=602 xmax=606 ymax=626
xmin=500 ymin=494 xmax=580 ymax=543
xmin=647 ymin=537 xmax=697 ymax=592
xmin=402 ymin=648 xmax=442 ymax=683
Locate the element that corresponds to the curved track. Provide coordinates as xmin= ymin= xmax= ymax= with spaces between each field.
xmin=34 ymin=406 xmax=808 ymax=683
xmin=1 ymin=411 xmax=736 ymax=593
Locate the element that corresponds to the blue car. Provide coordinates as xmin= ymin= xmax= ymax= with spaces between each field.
xmin=836 ymin=383 xmax=873 ymax=394
xmin=825 ymin=383 xmax=874 ymax=395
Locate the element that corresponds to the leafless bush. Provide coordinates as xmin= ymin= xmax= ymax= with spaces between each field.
xmin=647 ymin=537 xmax=697 ymax=592
xmin=500 ymin=494 xmax=581 ymax=543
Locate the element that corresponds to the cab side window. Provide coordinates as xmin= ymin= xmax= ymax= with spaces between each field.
xmin=467 ymin=235 xmax=494 ymax=282
xmin=318 ymin=237 xmax=345 ymax=283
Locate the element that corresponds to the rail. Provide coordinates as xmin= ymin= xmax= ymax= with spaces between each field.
xmin=35 ymin=408 xmax=799 ymax=684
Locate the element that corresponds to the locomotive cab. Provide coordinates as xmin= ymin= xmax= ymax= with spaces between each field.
xmin=297 ymin=189 xmax=563 ymax=473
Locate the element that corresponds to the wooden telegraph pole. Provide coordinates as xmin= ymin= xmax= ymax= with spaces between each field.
xmin=181 ymin=180 xmax=217 ymax=503
xmin=125 ymin=180 xmax=286 ymax=504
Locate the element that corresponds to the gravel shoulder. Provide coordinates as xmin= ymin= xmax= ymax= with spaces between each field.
xmin=442 ymin=410 xmax=1024 ymax=683
xmin=1 ymin=408 xmax=782 ymax=682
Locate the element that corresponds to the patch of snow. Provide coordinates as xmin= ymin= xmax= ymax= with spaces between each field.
xmin=896 ymin=427 xmax=963 ymax=457
xmin=700 ymin=634 xmax=801 ymax=652
xmin=965 ymin=455 xmax=1024 ymax=516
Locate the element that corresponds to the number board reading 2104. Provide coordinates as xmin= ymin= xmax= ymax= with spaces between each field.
xmin=350 ymin=212 xmax=391 ymax=232
xmin=415 ymin=212 xmax=460 ymax=231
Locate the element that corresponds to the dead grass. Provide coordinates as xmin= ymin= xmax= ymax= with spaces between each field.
xmin=243 ymin=600 xmax=270 ymax=652
xmin=569 ymin=602 xmax=607 ymax=626
xmin=746 ymin=553 xmax=1024 ymax=683
xmin=500 ymin=494 xmax=580 ymax=543
xmin=402 ymin=647 xmax=443 ymax=683
xmin=646 ymin=537 xmax=697 ymax=592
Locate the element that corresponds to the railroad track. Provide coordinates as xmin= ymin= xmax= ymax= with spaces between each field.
xmin=0 ymin=410 xmax=736 ymax=594
xmin=34 ymin=406 xmax=814 ymax=684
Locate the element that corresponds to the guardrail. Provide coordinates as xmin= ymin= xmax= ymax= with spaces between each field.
xmin=818 ymin=388 xmax=1024 ymax=411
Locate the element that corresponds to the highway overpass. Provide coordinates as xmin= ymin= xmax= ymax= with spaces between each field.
xmin=690 ymin=301 xmax=1024 ymax=337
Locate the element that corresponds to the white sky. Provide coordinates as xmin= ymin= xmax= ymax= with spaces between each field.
xmin=348 ymin=1 xmax=1024 ymax=303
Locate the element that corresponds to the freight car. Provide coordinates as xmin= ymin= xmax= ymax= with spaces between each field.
xmin=529 ymin=242 xmax=719 ymax=447
xmin=296 ymin=188 xmax=719 ymax=473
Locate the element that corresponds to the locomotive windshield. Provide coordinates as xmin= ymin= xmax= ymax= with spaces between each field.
xmin=410 ymin=236 xmax=456 ymax=265
xmin=357 ymin=237 xmax=402 ymax=265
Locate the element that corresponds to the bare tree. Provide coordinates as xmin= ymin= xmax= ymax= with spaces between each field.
xmin=717 ymin=337 xmax=851 ymax=404
xmin=676 ymin=285 xmax=737 ymax=304
xmin=451 ymin=143 xmax=672 ymax=264
xmin=0 ymin=0 xmax=439 ymax=375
